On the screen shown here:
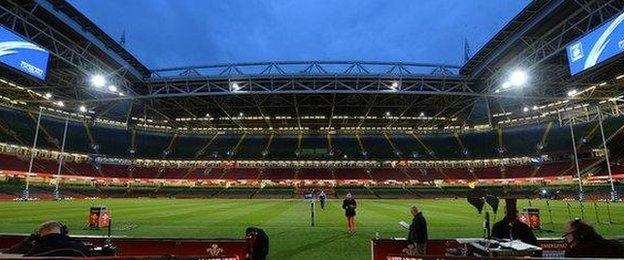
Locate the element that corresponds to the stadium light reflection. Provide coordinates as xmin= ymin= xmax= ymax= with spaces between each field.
xmin=90 ymin=74 xmax=106 ymax=88
xmin=509 ymin=69 xmax=528 ymax=87
xmin=495 ymin=69 xmax=528 ymax=93
xmin=390 ymin=81 xmax=399 ymax=89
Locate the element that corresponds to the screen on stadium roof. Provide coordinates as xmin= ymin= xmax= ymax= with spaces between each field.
xmin=0 ymin=26 xmax=50 ymax=80
xmin=566 ymin=11 xmax=624 ymax=75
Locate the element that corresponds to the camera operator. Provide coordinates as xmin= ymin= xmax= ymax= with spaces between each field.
xmin=4 ymin=220 xmax=89 ymax=257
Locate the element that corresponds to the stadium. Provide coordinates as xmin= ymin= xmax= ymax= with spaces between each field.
xmin=0 ymin=0 xmax=624 ymax=259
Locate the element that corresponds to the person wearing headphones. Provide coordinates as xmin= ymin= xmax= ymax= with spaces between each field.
xmin=491 ymin=199 xmax=537 ymax=245
xmin=563 ymin=219 xmax=624 ymax=258
xmin=5 ymin=220 xmax=89 ymax=257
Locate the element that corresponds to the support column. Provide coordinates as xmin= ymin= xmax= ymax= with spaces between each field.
xmin=53 ymin=117 xmax=70 ymax=201
xmin=569 ymin=119 xmax=584 ymax=201
xmin=23 ymin=107 xmax=43 ymax=200
xmin=597 ymin=109 xmax=617 ymax=201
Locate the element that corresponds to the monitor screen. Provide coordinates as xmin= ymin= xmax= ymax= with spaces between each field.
xmin=566 ymin=11 xmax=624 ymax=75
xmin=0 ymin=25 xmax=50 ymax=80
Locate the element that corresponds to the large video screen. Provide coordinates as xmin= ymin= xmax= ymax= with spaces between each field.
xmin=566 ymin=11 xmax=624 ymax=75
xmin=0 ymin=25 xmax=50 ymax=80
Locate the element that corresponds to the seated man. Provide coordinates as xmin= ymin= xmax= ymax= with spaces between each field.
xmin=491 ymin=199 xmax=537 ymax=245
xmin=5 ymin=221 xmax=89 ymax=257
xmin=246 ymin=227 xmax=269 ymax=260
xmin=564 ymin=219 xmax=624 ymax=258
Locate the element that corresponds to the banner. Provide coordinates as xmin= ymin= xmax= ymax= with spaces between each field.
xmin=566 ymin=11 xmax=624 ymax=75
xmin=0 ymin=26 xmax=49 ymax=80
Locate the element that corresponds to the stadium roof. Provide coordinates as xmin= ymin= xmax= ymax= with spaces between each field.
xmin=0 ymin=0 xmax=623 ymax=134
xmin=44 ymin=0 xmax=150 ymax=78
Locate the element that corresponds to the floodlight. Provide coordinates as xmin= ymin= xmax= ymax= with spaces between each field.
xmin=78 ymin=105 xmax=87 ymax=113
xmin=55 ymin=101 xmax=64 ymax=107
xmin=523 ymin=106 xmax=529 ymax=113
xmin=509 ymin=69 xmax=528 ymax=87
xmin=501 ymin=81 xmax=511 ymax=89
xmin=390 ymin=81 xmax=399 ymax=89
xmin=567 ymin=89 xmax=578 ymax=97
xmin=90 ymin=74 xmax=106 ymax=88
xmin=385 ymin=111 xmax=391 ymax=116
xmin=532 ymin=105 xmax=538 ymax=111
xmin=108 ymin=85 xmax=118 ymax=92
xmin=43 ymin=93 xmax=52 ymax=99
xmin=419 ymin=112 xmax=425 ymax=117
xmin=239 ymin=112 xmax=244 ymax=117
xmin=231 ymin=82 xmax=240 ymax=91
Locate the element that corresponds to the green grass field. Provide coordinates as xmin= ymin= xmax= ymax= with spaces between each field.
xmin=0 ymin=198 xmax=622 ymax=259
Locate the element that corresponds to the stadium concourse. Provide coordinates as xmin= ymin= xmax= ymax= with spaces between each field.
xmin=1 ymin=0 xmax=624 ymax=259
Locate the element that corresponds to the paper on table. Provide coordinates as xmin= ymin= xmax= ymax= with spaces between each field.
xmin=399 ymin=221 xmax=410 ymax=229
xmin=498 ymin=240 xmax=541 ymax=251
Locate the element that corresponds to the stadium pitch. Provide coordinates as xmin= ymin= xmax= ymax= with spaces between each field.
xmin=1 ymin=198 xmax=622 ymax=259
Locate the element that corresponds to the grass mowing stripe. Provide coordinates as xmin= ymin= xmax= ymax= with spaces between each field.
xmin=1 ymin=198 xmax=622 ymax=260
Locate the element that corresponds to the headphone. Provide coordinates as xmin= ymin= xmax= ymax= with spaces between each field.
xmin=59 ymin=222 xmax=69 ymax=236
xmin=569 ymin=218 xmax=595 ymax=242
xmin=34 ymin=221 xmax=69 ymax=236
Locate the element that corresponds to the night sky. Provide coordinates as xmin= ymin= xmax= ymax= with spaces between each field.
xmin=68 ymin=0 xmax=530 ymax=69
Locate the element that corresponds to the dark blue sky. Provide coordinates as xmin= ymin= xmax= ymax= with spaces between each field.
xmin=68 ymin=0 xmax=530 ymax=69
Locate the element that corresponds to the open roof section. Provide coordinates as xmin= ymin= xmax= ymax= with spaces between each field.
xmin=42 ymin=0 xmax=150 ymax=79
xmin=460 ymin=0 xmax=561 ymax=78
xmin=462 ymin=0 xmax=624 ymax=81
xmin=1 ymin=0 xmax=150 ymax=81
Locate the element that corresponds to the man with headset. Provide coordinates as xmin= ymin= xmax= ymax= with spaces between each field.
xmin=563 ymin=219 xmax=624 ymax=258
xmin=4 ymin=220 xmax=89 ymax=257
xmin=491 ymin=199 xmax=537 ymax=246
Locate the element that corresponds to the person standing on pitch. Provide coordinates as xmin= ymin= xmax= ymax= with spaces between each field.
xmin=342 ymin=193 xmax=357 ymax=233
xmin=407 ymin=206 xmax=428 ymax=255
xmin=319 ymin=190 xmax=327 ymax=210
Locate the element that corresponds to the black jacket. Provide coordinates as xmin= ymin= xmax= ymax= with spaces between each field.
xmin=24 ymin=234 xmax=89 ymax=257
xmin=342 ymin=198 xmax=357 ymax=217
xmin=408 ymin=212 xmax=428 ymax=244
xmin=491 ymin=217 xmax=538 ymax=246
xmin=565 ymin=237 xmax=624 ymax=258
xmin=246 ymin=227 xmax=269 ymax=260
